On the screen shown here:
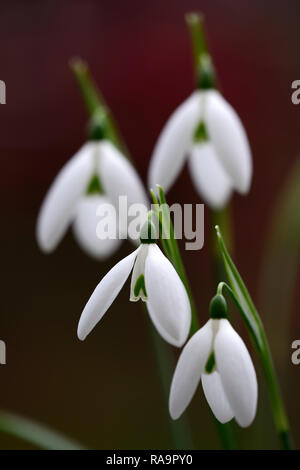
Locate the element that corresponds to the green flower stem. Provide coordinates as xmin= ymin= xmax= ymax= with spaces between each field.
xmin=69 ymin=58 xmax=104 ymax=116
xmin=69 ymin=58 xmax=129 ymax=156
xmin=150 ymin=190 xmax=173 ymax=262
xmin=0 ymin=410 xmax=85 ymax=449
xmin=211 ymin=207 xmax=234 ymax=281
xmin=185 ymin=12 xmax=217 ymax=90
xmin=216 ymin=226 xmax=294 ymax=450
xmin=185 ymin=12 xmax=208 ymax=64
xmin=146 ymin=317 xmax=194 ymax=449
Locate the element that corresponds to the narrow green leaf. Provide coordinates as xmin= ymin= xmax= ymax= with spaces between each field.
xmin=0 ymin=410 xmax=85 ymax=450
xmin=215 ymin=225 xmax=263 ymax=350
xmin=216 ymin=227 xmax=293 ymax=449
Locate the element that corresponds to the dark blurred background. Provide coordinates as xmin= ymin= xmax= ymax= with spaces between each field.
xmin=0 ymin=0 xmax=300 ymax=449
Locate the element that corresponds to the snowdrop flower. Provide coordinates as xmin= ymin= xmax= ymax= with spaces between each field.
xmin=169 ymin=295 xmax=257 ymax=427
xmin=148 ymin=89 xmax=252 ymax=209
xmin=37 ymin=139 xmax=148 ymax=259
xmin=77 ymin=218 xmax=191 ymax=347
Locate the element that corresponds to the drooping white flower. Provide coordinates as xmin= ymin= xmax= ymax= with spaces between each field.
xmin=77 ymin=222 xmax=191 ymax=347
xmin=148 ymin=89 xmax=252 ymax=209
xmin=73 ymin=194 xmax=122 ymax=260
xmin=36 ymin=140 xmax=148 ymax=259
xmin=169 ymin=296 xmax=257 ymax=427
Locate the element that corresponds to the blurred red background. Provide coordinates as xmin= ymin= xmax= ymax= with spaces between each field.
xmin=0 ymin=0 xmax=299 ymax=449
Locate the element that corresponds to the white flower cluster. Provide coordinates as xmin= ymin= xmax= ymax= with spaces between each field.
xmin=37 ymin=48 xmax=256 ymax=427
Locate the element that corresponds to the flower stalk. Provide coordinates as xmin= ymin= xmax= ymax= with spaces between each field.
xmin=147 ymin=323 xmax=195 ymax=449
xmin=216 ymin=225 xmax=294 ymax=449
xmin=69 ymin=58 xmax=129 ymax=156
xmin=185 ymin=12 xmax=217 ymax=90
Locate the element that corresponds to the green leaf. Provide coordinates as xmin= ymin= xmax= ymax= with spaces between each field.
xmin=0 ymin=410 xmax=85 ymax=450
xmin=216 ymin=226 xmax=293 ymax=449
xmin=215 ymin=225 xmax=263 ymax=351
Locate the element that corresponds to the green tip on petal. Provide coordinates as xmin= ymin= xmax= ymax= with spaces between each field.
xmin=205 ymin=351 xmax=216 ymax=373
xmin=209 ymin=294 xmax=228 ymax=319
xmin=86 ymin=174 xmax=103 ymax=195
xmin=194 ymin=120 xmax=209 ymax=143
xmin=133 ymin=274 xmax=148 ymax=300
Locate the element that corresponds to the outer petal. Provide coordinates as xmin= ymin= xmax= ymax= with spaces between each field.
xmin=77 ymin=247 xmax=140 ymax=341
xmin=72 ymin=194 xmax=121 ymax=260
xmin=205 ymin=90 xmax=252 ymax=193
xmin=98 ymin=141 xmax=149 ymax=238
xmin=201 ymin=371 xmax=234 ymax=424
xmin=144 ymin=244 xmax=191 ymax=347
xmin=169 ymin=320 xmax=213 ymax=419
xmin=36 ymin=142 xmax=95 ymax=252
xmin=188 ymin=142 xmax=232 ymax=209
xmin=214 ymin=319 xmax=258 ymax=427
xmin=148 ymin=92 xmax=201 ymax=193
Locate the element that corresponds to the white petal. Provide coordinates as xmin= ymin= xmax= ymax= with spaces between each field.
xmin=77 ymin=247 xmax=140 ymax=341
xmin=72 ymin=194 xmax=121 ymax=260
xmin=214 ymin=319 xmax=258 ymax=427
xmin=205 ymin=90 xmax=252 ymax=193
xmin=188 ymin=142 xmax=232 ymax=209
xmin=130 ymin=244 xmax=148 ymax=301
xmin=201 ymin=371 xmax=234 ymax=424
xmin=144 ymin=244 xmax=191 ymax=347
xmin=169 ymin=320 xmax=213 ymax=419
xmin=98 ymin=141 xmax=149 ymax=238
xmin=148 ymin=92 xmax=201 ymax=193
xmin=36 ymin=142 xmax=95 ymax=252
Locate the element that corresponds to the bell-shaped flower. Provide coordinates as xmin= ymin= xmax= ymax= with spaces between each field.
xmin=77 ymin=219 xmax=191 ymax=347
xmin=169 ymin=295 xmax=257 ymax=427
xmin=148 ymin=89 xmax=252 ymax=209
xmin=36 ymin=140 xmax=148 ymax=259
